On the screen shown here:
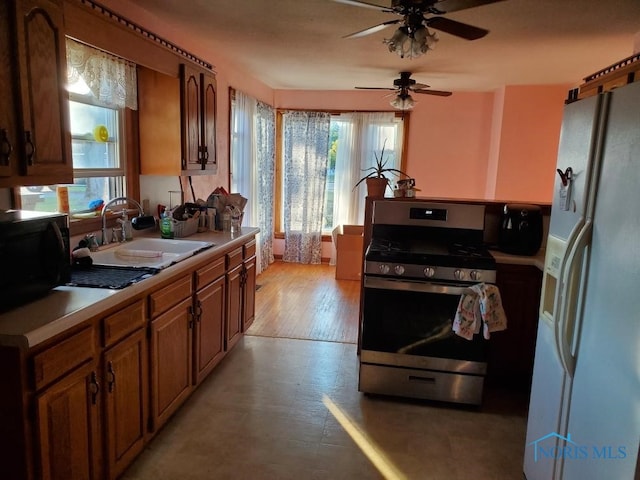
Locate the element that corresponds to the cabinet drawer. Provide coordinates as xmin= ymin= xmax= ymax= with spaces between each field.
xmin=32 ymin=326 xmax=95 ymax=391
xmin=103 ymin=300 xmax=146 ymax=348
xmin=149 ymin=275 xmax=192 ymax=319
xmin=195 ymin=257 xmax=225 ymax=290
xmin=243 ymin=239 xmax=256 ymax=259
xmin=226 ymin=247 xmax=243 ymax=270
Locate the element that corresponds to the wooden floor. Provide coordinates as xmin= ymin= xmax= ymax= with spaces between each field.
xmin=245 ymin=261 xmax=361 ymax=344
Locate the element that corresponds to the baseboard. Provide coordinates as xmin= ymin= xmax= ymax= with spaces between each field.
xmin=273 ymin=254 xmax=332 ymax=265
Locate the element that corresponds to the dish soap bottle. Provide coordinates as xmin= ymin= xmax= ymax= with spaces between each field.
xmin=160 ymin=208 xmax=174 ymax=239
xmin=121 ymin=211 xmax=133 ymax=241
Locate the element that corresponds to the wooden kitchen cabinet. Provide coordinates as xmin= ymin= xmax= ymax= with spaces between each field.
xmin=149 ymin=290 xmax=194 ymax=431
xmin=193 ymin=257 xmax=226 ymax=384
xmin=242 ymin=251 xmax=257 ymax=332
xmin=35 ymin=359 xmax=101 ymax=480
xmin=225 ymin=247 xmax=244 ymax=351
xmin=0 ymin=0 xmax=72 ymax=187
xmin=138 ymin=64 xmax=217 ymax=175
xmin=487 ymin=263 xmax=543 ymax=391
xmin=102 ymin=328 xmax=148 ymax=480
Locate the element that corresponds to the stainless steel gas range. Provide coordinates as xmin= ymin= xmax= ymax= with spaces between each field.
xmin=359 ymin=200 xmax=496 ymax=405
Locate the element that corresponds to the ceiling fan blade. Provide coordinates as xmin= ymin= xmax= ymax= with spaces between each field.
xmin=426 ymin=16 xmax=489 ymax=40
xmin=412 ymin=83 xmax=431 ymax=90
xmin=413 ymin=88 xmax=453 ymax=97
xmin=430 ymin=0 xmax=505 ymax=14
xmin=355 ymin=87 xmax=397 ymax=91
xmin=344 ymin=19 xmax=400 ymax=39
xmin=331 ymin=0 xmax=392 ymax=12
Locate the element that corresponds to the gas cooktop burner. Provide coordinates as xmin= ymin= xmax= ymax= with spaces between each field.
xmin=448 ymin=243 xmax=492 ymax=258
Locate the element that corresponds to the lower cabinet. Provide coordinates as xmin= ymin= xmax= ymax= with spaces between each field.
xmin=1 ymin=236 xmax=259 ymax=479
xmin=242 ymin=255 xmax=257 ymax=332
xmin=487 ymin=263 xmax=543 ymax=391
xmin=103 ymin=328 xmax=148 ymax=479
xmin=193 ymin=275 xmax=225 ymax=384
xmin=149 ymin=296 xmax=194 ymax=431
xmin=36 ymin=361 xmax=102 ymax=480
xmin=226 ymin=263 xmax=243 ymax=350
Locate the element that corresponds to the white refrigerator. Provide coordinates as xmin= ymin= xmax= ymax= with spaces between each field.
xmin=523 ymin=80 xmax=640 ymax=480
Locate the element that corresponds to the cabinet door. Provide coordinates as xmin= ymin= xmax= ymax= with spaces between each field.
xmin=194 ymin=275 xmax=225 ymax=384
xmin=36 ymin=362 xmax=101 ymax=480
xmin=242 ymin=256 xmax=257 ymax=332
xmin=226 ymin=264 xmax=243 ymax=351
xmin=150 ymin=297 xmax=193 ymax=431
xmin=181 ymin=63 xmax=202 ymax=171
xmin=13 ymin=0 xmax=72 ymax=183
xmin=488 ymin=264 xmax=542 ymax=390
xmin=200 ymin=72 xmax=217 ymax=172
xmin=103 ymin=328 xmax=148 ymax=480
xmin=0 ymin=3 xmax=16 ymax=178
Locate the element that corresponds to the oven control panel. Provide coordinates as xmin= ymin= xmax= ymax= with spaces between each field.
xmin=366 ymin=261 xmax=496 ymax=284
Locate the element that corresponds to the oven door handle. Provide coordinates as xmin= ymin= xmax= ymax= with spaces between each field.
xmin=364 ymin=276 xmax=470 ymax=295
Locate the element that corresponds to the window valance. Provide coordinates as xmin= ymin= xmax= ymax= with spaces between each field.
xmin=66 ymin=38 xmax=138 ymax=110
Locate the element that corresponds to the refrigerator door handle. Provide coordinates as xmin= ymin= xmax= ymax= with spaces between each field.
xmin=555 ymin=219 xmax=592 ymax=377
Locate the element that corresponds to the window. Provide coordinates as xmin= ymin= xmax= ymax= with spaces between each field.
xmin=18 ymin=97 xmax=125 ymax=214
xmin=277 ymin=111 xmax=404 ymax=234
xmin=324 ymin=113 xmax=404 ymax=230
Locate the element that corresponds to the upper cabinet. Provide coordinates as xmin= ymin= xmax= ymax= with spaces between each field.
xmin=0 ymin=0 xmax=73 ymax=188
xmin=138 ymin=64 xmax=217 ymax=176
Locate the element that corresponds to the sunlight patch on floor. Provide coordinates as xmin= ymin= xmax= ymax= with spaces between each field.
xmin=322 ymin=394 xmax=408 ymax=480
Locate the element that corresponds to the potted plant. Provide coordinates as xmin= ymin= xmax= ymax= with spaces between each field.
xmin=353 ymin=140 xmax=409 ymax=198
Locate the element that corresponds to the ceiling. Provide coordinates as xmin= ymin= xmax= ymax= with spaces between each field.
xmin=127 ymin=0 xmax=640 ymax=92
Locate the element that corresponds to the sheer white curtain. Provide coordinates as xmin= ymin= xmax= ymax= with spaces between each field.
xmin=330 ymin=112 xmax=403 ymax=263
xmin=66 ymin=38 xmax=137 ymax=110
xmin=282 ymin=111 xmax=331 ymax=264
xmin=231 ymin=90 xmax=275 ymax=274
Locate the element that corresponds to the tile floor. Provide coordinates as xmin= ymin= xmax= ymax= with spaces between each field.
xmin=123 ymin=336 xmax=529 ymax=479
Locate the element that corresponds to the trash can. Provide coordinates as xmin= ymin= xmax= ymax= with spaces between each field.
xmin=334 ymin=225 xmax=364 ymax=281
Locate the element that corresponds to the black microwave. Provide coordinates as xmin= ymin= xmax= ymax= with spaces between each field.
xmin=0 ymin=211 xmax=71 ymax=312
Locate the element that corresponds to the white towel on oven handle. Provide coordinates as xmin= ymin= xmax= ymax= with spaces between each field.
xmin=452 ymin=283 xmax=508 ymax=340
xmin=475 ymin=283 xmax=508 ymax=339
xmin=452 ymin=288 xmax=482 ymax=340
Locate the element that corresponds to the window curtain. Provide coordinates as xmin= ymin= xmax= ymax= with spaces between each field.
xmin=231 ymin=90 xmax=275 ymax=274
xmin=66 ymin=38 xmax=138 ymax=110
xmin=330 ymin=112 xmax=403 ymax=264
xmin=282 ymin=111 xmax=331 ymax=264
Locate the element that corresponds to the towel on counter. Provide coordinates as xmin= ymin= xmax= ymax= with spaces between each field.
xmin=452 ymin=283 xmax=508 ymax=340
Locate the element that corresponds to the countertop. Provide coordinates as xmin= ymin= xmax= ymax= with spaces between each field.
xmin=0 ymin=228 xmax=259 ymax=349
xmin=490 ymin=249 xmax=545 ymax=271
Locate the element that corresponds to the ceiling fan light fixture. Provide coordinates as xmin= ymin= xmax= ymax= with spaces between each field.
xmin=384 ymin=25 xmax=438 ymax=59
xmin=390 ymin=93 xmax=415 ymax=110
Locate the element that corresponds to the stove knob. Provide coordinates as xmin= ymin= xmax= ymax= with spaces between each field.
xmin=423 ymin=267 xmax=436 ymax=278
xmin=470 ymin=270 xmax=482 ymax=281
xmin=378 ymin=264 xmax=390 ymax=274
xmin=394 ymin=265 xmax=405 ymax=275
xmin=454 ymin=269 xmax=465 ymax=280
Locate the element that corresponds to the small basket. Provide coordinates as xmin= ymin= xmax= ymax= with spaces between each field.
xmin=173 ymin=217 xmax=198 ymax=238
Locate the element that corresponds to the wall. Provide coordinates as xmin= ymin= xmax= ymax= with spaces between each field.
xmin=488 ymin=85 xmax=570 ymax=202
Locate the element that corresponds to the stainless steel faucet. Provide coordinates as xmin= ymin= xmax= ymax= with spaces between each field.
xmin=100 ymin=196 xmax=144 ymax=245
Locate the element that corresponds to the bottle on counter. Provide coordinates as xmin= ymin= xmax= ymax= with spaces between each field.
xmin=222 ymin=208 xmax=231 ymax=232
xmin=160 ymin=208 xmax=174 ymax=239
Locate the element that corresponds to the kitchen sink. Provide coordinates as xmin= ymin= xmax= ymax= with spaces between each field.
xmin=89 ymin=238 xmax=215 ymax=269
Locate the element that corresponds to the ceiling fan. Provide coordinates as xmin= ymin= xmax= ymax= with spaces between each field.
xmin=334 ymin=0 xmax=504 ymax=58
xmin=356 ymin=71 xmax=451 ymax=109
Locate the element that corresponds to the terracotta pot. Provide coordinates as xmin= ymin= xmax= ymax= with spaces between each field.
xmin=366 ymin=177 xmax=388 ymax=198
